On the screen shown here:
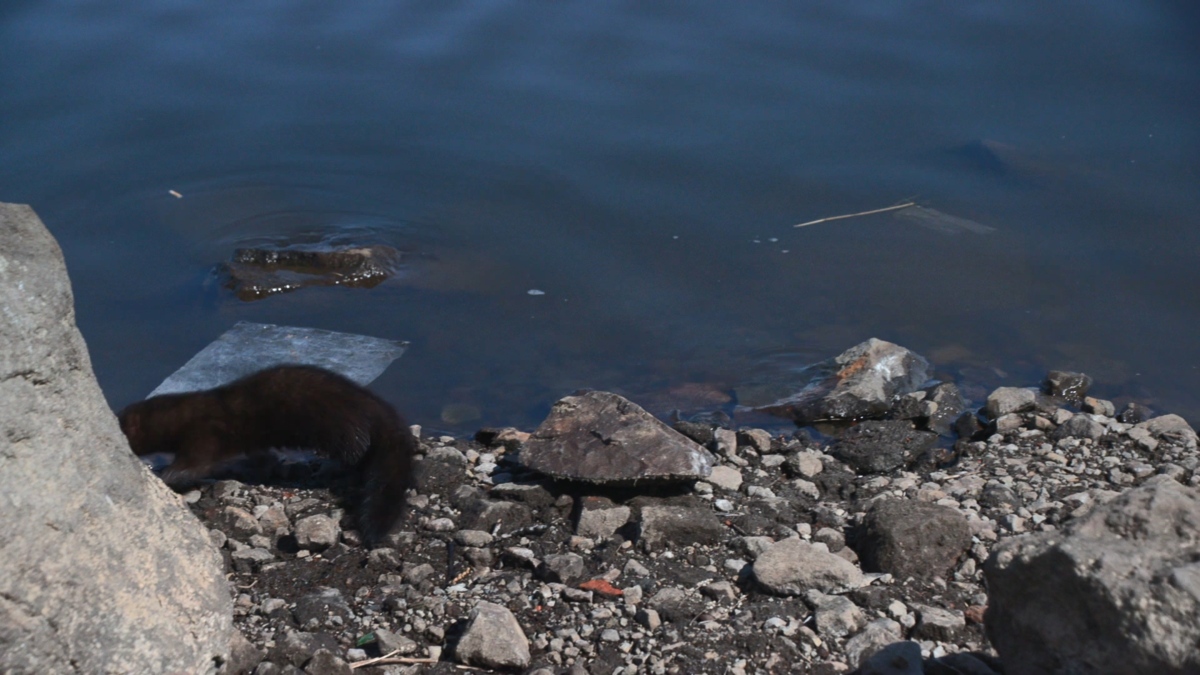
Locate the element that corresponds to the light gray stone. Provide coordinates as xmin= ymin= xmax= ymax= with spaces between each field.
xmin=294 ymin=514 xmax=341 ymax=550
xmin=752 ymin=539 xmax=865 ymax=595
xmin=454 ymin=601 xmax=530 ymax=669
xmin=910 ymin=603 xmax=965 ymax=642
xmin=0 ymin=202 xmax=232 ymax=674
xmin=575 ymin=499 xmax=630 ymax=540
xmin=707 ymin=465 xmax=744 ymax=491
xmin=985 ymin=477 xmax=1200 ymax=674
xmin=986 ymin=387 xmax=1037 ymax=418
xmin=1136 ymin=414 xmax=1198 ymax=449
xmin=809 ymin=593 xmax=866 ymax=639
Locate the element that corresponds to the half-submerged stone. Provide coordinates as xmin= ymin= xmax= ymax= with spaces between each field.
xmin=521 ymin=391 xmax=715 ymax=484
xmin=224 ymin=244 xmax=403 ymax=300
xmin=752 ymin=338 xmax=930 ymax=425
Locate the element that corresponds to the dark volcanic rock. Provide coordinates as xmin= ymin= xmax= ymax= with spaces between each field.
xmin=224 ymin=244 xmax=403 ymax=300
xmin=856 ymin=500 xmax=971 ymax=580
xmin=831 ymin=421 xmax=938 ymax=474
xmin=752 ymin=338 xmax=931 ymax=424
xmin=521 ymin=391 xmax=715 ymax=484
xmin=984 ymin=478 xmax=1200 ymax=675
xmin=1042 ymin=370 xmax=1092 ymax=404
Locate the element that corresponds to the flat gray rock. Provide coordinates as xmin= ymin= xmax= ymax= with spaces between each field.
xmin=984 ymin=477 xmax=1200 ymax=674
xmin=521 ymin=391 xmax=715 ymax=484
xmin=750 ymin=338 xmax=930 ymax=424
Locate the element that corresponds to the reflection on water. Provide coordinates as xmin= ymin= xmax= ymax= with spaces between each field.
xmin=0 ymin=1 xmax=1197 ymax=431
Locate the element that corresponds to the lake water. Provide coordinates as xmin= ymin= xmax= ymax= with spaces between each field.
xmin=3 ymin=1 xmax=1198 ymax=432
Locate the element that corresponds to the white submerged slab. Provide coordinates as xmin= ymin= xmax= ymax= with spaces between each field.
xmin=148 ymin=321 xmax=407 ymax=397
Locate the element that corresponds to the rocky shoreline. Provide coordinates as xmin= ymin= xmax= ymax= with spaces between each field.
xmin=198 ymin=344 xmax=1200 ymax=675
xmin=8 ymin=202 xmax=1197 ymax=675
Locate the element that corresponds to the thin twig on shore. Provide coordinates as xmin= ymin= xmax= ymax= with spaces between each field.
xmin=349 ymin=649 xmax=440 ymax=669
xmin=793 ymin=201 xmax=916 ymax=228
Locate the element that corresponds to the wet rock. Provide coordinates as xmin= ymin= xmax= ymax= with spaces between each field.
xmin=924 ymin=382 xmax=967 ymax=435
xmin=856 ymin=500 xmax=970 ymax=580
xmin=637 ymin=505 xmax=727 ymax=552
xmin=984 ymin=477 xmax=1200 ymax=675
xmin=953 ymin=411 xmax=984 ymax=440
xmin=224 ymin=244 xmax=403 ymax=301
xmin=753 ymin=338 xmax=931 ymax=424
xmin=521 ymin=391 xmax=715 ymax=483
xmin=985 ymin=387 xmax=1036 ymax=419
xmin=1042 ymin=370 xmax=1092 ymax=403
xmin=752 ymin=539 xmax=865 ymax=595
xmin=831 ymin=421 xmax=937 ymax=474
xmin=1118 ymin=402 xmax=1154 ymax=425
xmin=454 ymin=601 xmax=531 ymax=669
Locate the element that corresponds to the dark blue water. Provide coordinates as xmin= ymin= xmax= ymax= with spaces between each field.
xmin=3 ymin=1 xmax=1198 ymax=431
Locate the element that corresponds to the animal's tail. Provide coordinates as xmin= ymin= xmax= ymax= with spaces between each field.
xmin=356 ymin=412 xmax=417 ymax=546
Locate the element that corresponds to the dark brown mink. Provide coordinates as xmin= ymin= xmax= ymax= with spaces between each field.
xmin=118 ymin=364 xmax=416 ymax=546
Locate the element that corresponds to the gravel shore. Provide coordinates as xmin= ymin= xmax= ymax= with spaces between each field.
xmin=192 ymin=374 xmax=1199 ymax=675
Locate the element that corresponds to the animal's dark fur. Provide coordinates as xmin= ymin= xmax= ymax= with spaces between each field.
xmin=118 ymin=365 xmax=416 ymax=545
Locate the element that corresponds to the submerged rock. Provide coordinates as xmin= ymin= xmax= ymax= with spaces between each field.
xmin=751 ymin=339 xmax=931 ymax=425
xmin=224 ymin=244 xmax=403 ymax=300
xmin=521 ymin=391 xmax=715 ymax=484
xmin=1042 ymin=370 xmax=1092 ymax=404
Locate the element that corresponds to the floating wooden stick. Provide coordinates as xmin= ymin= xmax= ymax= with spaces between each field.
xmin=793 ymin=201 xmax=915 ymax=228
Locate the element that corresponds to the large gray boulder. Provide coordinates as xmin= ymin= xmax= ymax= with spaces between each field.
xmin=521 ymin=390 xmax=715 ymax=484
xmin=984 ymin=476 xmax=1200 ymax=674
xmin=0 ymin=202 xmax=233 ymax=674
